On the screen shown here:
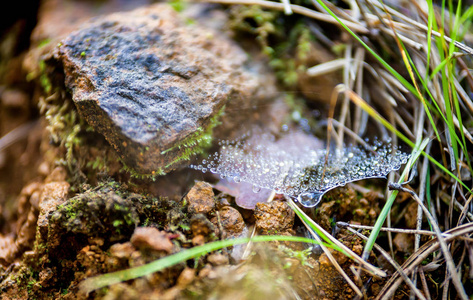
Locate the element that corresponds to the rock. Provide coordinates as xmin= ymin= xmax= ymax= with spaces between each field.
xmin=37 ymin=181 xmax=70 ymax=229
xmin=191 ymin=234 xmax=205 ymax=246
xmin=0 ymin=235 xmax=17 ymax=266
xmin=45 ymin=183 xmax=140 ymax=251
xmin=207 ymin=253 xmax=229 ymax=266
xmin=215 ymin=206 xmax=245 ymax=239
xmin=186 ymin=181 xmax=215 ymax=215
xmin=109 ymin=242 xmax=135 ymax=259
xmin=130 ymin=227 xmax=174 ymax=253
xmin=176 ymin=267 xmax=196 ymax=287
xmin=44 ymin=166 xmax=67 ymax=183
xmin=51 ymin=3 xmax=279 ymax=174
xmin=190 ymin=214 xmax=215 ymax=237
xmin=23 ymin=0 xmax=148 ymax=78
xmin=254 ymin=201 xmax=294 ymax=235
xmin=393 ymin=233 xmax=414 ymax=254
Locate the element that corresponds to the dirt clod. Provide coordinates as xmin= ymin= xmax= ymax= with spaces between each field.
xmin=190 ymin=214 xmax=215 ymax=238
xmin=176 ymin=267 xmax=196 ymax=287
xmin=130 ymin=227 xmax=174 ymax=253
xmin=109 ymin=242 xmax=135 ymax=259
xmin=186 ymin=181 xmax=215 ymax=215
xmin=211 ymin=206 xmax=246 ymax=239
xmin=254 ymin=200 xmax=295 ymax=235
xmin=207 ymin=252 xmax=229 ymax=266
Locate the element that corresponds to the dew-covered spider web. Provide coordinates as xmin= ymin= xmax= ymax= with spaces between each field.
xmin=191 ymin=131 xmax=410 ymax=207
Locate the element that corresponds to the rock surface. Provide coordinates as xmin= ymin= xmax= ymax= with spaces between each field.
xmin=254 ymin=201 xmax=294 ymax=235
xmin=211 ymin=206 xmax=245 ymax=239
xmin=185 ymin=181 xmax=215 ymax=215
xmin=52 ymin=4 xmax=279 ymax=175
xmin=130 ymin=227 xmax=174 ymax=253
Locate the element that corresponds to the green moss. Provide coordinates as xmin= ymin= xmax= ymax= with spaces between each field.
xmin=52 ymin=181 xmax=139 ymax=237
xmin=121 ymin=105 xmax=224 ymax=180
xmin=278 ymin=245 xmax=314 ymax=268
xmin=162 ymin=105 xmax=225 ymax=168
xmin=169 ymin=0 xmax=186 ymax=12
xmin=86 ymin=156 xmax=109 ymax=172
xmin=38 ymin=60 xmax=52 ymax=94
xmin=119 ymin=158 xmax=166 ymax=181
xmin=228 ymin=6 xmax=280 ymax=48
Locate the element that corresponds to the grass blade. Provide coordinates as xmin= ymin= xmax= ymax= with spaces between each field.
xmin=79 ymin=235 xmax=327 ymax=293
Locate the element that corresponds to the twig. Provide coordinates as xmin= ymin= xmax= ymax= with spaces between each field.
xmin=439 ymin=191 xmax=473 ymax=221
xmin=303 ymin=219 xmax=363 ymax=297
xmin=418 ymin=267 xmax=432 ymax=300
xmin=345 ymin=227 xmax=426 ymax=300
xmin=337 ymin=222 xmax=440 ymax=237
xmin=376 ymin=222 xmax=473 ymax=299
xmin=387 ymin=183 xmax=468 ymax=300
xmin=199 ymin=0 xmax=369 ymax=33
xmin=0 ymin=120 xmax=40 ymax=152
xmin=241 ymin=225 xmax=257 ymax=260
xmin=457 ymin=194 xmax=473 ymax=225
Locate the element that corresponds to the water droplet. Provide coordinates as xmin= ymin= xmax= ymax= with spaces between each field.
xmin=191 ymin=133 xmax=410 ymax=207
xmin=252 ymin=185 xmax=262 ymax=193
xmin=297 ymin=192 xmax=324 ymax=207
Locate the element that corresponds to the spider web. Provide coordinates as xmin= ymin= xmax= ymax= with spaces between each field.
xmin=191 ymin=131 xmax=410 ymax=207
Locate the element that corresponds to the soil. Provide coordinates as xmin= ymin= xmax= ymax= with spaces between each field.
xmin=0 ymin=1 xmax=421 ymax=299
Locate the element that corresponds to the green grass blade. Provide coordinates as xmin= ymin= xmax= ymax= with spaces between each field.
xmin=425 ymin=0 xmax=435 ymax=81
xmin=286 ymin=201 xmax=345 ymax=253
xmin=287 ymin=198 xmax=387 ymax=277
xmin=383 ymin=17 xmax=442 ymax=143
xmin=347 ymin=90 xmax=469 ymax=192
xmin=79 ymin=235 xmax=327 ymax=293
xmin=362 ymin=137 xmax=429 ymax=260
xmin=448 ymin=0 xmax=473 ymax=172
xmin=311 ymin=0 xmax=418 ymax=97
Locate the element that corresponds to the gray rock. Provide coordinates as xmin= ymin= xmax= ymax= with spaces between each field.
xmin=52 ymin=4 xmax=279 ymax=175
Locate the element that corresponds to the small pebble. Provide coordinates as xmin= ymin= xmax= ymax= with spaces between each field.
xmin=186 ymin=181 xmax=215 ymax=215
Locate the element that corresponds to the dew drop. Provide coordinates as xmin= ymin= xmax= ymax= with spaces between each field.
xmin=252 ymin=185 xmax=262 ymax=193
xmin=297 ymin=192 xmax=324 ymax=207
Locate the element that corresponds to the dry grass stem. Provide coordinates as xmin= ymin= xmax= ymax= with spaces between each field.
xmin=388 ymin=184 xmax=468 ymax=299
xmin=201 ymin=0 xmax=369 ymax=33
xmin=345 ymin=227 xmax=426 ymax=300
